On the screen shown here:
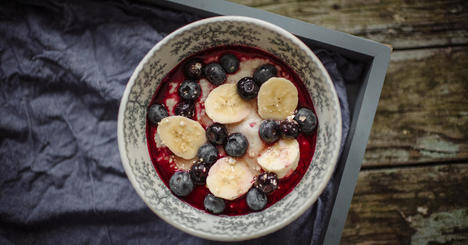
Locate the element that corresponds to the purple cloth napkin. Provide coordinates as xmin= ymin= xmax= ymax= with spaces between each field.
xmin=0 ymin=1 xmax=364 ymax=244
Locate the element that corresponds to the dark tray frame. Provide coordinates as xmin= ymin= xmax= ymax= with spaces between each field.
xmin=142 ymin=0 xmax=391 ymax=244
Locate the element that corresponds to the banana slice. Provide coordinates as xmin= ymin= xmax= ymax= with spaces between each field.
xmin=205 ymin=83 xmax=251 ymax=124
xmin=257 ymin=138 xmax=300 ymax=179
xmin=257 ymin=77 xmax=298 ymax=120
xmin=157 ymin=116 xmax=206 ymax=159
xmin=206 ymin=157 xmax=255 ymax=200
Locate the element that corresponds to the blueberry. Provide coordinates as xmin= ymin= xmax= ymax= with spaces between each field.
xmin=169 ymin=171 xmax=194 ymax=197
xmin=204 ymin=194 xmax=225 ymax=214
xmin=224 ymin=133 xmax=248 ymax=157
xmin=237 ymin=77 xmax=259 ymax=100
xmin=259 ymin=120 xmax=280 ymax=144
xmin=178 ymin=80 xmax=201 ymax=101
xmin=279 ymin=120 xmax=300 ymax=139
xmin=148 ymin=104 xmax=168 ymax=125
xmin=190 ymin=162 xmax=209 ymax=185
xmin=253 ymin=64 xmax=277 ymax=85
xmin=184 ymin=59 xmax=204 ymax=79
xmin=197 ymin=143 xmax=218 ymax=166
xmin=175 ymin=100 xmax=195 ymax=118
xmin=219 ymin=53 xmax=239 ymax=74
xmin=204 ymin=63 xmax=226 ymax=85
xmin=294 ymin=108 xmax=317 ymax=133
xmin=206 ymin=123 xmax=228 ymax=145
xmin=254 ymin=172 xmax=278 ymax=194
xmin=246 ymin=187 xmax=267 ymax=211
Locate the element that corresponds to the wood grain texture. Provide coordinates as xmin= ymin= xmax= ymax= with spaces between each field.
xmin=341 ymin=164 xmax=468 ymax=244
xmin=363 ymin=47 xmax=468 ymax=167
xmin=229 ymin=0 xmax=468 ymax=49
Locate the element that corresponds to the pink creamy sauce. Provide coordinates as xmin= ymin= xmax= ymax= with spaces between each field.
xmin=146 ymin=46 xmax=318 ymax=216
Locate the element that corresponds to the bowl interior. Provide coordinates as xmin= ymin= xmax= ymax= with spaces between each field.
xmin=118 ymin=16 xmax=341 ymax=241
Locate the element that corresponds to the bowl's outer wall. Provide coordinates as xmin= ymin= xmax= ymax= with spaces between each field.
xmin=117 ymin=16 xmax=341 ymax=241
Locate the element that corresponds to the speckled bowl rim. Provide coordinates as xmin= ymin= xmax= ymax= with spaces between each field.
xmin=118 ymin=16 xmax=342 ymax=241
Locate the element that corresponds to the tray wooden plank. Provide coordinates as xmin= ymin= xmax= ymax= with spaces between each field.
xmin=364 ymin=47 xmax=468 ymax=167
xmin=341 ymin=163 xmax=468 ymax=244
xmin=229 ymin=0 xmax=468 ymax=50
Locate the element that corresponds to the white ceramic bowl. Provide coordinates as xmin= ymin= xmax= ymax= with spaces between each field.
xmin=118 ymin=16 xmax=341 ymax=241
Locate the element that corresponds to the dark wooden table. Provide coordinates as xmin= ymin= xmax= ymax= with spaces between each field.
xmin=229 ymin=0 xmax=468 ymax=243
